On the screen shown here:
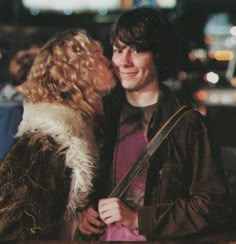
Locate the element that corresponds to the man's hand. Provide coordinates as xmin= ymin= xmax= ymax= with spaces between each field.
xmin=77 ymin=207 xmax=105 ymax=235
xmin=98 ymin=198 xmax=138 ymax=230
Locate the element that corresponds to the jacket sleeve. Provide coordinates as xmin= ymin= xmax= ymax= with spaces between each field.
xmin=0 ymin=133 xmax=71 ymax=240
xmin=137 ymin=112 xmax=232 ymax=239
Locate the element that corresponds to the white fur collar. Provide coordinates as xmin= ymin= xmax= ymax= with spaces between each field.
xmin=17 ymin=102 xmax=99 ymax=212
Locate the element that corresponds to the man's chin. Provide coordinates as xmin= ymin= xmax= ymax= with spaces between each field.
xmin=120 ymin=80 xmax=133 ymax=89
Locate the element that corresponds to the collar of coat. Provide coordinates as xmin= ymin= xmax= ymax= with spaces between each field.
xmin=16 ymin=102 xmax=98 ymax=213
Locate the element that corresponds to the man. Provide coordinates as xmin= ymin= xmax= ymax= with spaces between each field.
xmin=77 ymin=7 xmax=231 ymax=241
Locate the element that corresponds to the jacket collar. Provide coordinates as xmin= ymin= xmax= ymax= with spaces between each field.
xmin=17 ymin=102 xmax=98 ymax=212
xmin=17 ymin=102 xmax=84 ymax=139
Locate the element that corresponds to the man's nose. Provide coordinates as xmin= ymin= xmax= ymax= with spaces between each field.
xmin=119 ymin=51 xmax=132 ymax=66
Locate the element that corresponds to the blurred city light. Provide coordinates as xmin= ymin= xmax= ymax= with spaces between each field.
xmin=157 ymin=0 xmax=176 ymax=8
xmin=22 ymin=0 xmax=119 ymax=12
xmin=194 ymin=90 xmax=208 ymax=101
xmin=29 ymin=8 xmax=40 ymax=16
xmin=194 ymin=89 xmax=236 ymax=106
xmin=230 ymin=26 xmax=236 ymax=36
xmin=188 ymin=49 xmax=207 ymax=62
xmin=204 ymin=72 xmax=219 ymax=84
xmin=214 ymin=50 xmax=233 ymax=61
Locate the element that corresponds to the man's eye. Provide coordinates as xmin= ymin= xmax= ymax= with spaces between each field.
xmin=133 ymin=49 xmax=139 ymax=54
xmin=131 ymin=47 xmax=141 ymax=54
xmin=130 ymin=47 xmax=140 ymax=54
xmin=113 ymin=49 xmax=121 ymax=54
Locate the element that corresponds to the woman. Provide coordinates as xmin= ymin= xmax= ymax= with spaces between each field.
xmin=0 ymin=28 xmax=115 ymax=240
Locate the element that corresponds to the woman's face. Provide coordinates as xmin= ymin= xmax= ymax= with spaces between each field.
xmin=92 ymin=48 xmax=116 ymax=95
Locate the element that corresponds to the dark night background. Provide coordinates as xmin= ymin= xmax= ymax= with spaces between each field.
xmin=1 ymin=0 xmax=236 ymax=177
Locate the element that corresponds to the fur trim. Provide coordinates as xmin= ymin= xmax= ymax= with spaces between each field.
xmin=17 ymin=102 xmax=99 ymax=212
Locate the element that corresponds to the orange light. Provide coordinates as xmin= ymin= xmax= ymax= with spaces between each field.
xmin=208 ymin=50 xmax=215 ymax=59
xmin=188 ymin=51 xmax=196 ymax=61
xmin=198 ymin=105 xmax=207 ymax=116
xmin=194 ymin=90 xmax=208 ymax=101
xmin=120 ymin=0 xmax=132 ymax=9
xmin=232 ymin=93 xmax=236 ymax=102
xmin=230 ymin=78 xmax=236 ymax=87
xmin=204 ymin=36 xmax=212 ymax=45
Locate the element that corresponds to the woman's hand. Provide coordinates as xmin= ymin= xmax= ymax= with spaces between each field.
xmin=98 ymin=198 xmax=138 ymax=229
xmin=77 ymin=207 xmax=105 ymax=235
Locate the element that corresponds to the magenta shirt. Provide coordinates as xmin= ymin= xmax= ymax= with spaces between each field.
xmin=100 ymin=102 xmax=156 ymax=241
xmin=114 ymin=110 xmax=149 ymax=208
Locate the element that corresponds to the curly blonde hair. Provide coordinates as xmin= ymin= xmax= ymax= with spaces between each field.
xmin=22 ymin=28 xmax=115 ymax=119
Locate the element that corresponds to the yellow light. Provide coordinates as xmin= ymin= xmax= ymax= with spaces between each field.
xmin=214 ymin=50 xmax=234 ymax=61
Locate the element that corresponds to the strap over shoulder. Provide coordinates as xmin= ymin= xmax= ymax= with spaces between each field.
xmin=109 ymin=105 xmax=193 ymax=198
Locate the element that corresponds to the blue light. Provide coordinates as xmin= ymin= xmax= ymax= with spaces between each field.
xmin=63 ymin=9 xmax=73 ymax=15
xmin=30 ymin=8 xmax=40 ymax=16
xmin=133 ymin=0 xmax=156 ymax=7
xmin=98 ymin=9 xmax=108 ymax=16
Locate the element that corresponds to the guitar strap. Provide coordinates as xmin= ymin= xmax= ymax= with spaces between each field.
xmin=109 ymin=105 xmax=192 ymax=198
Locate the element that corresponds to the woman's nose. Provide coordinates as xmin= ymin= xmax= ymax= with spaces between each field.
xmin=99 ymin=55 xmax=111 ymax=68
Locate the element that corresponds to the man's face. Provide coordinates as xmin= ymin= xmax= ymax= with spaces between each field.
xmin=112 ymin=40 xmax=158 ymax=93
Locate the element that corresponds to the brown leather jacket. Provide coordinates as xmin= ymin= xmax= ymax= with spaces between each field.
xmin=0 ymin=103 xmax=99 ymax=240
xmin=101 ymin=84 xmax=232 ymax=240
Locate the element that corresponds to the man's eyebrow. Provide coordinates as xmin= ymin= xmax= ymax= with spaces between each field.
xmin=113 ymin=44 xmax=126 ymax=49
xmin=113 ymin=46 xmax=121 ymax=50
